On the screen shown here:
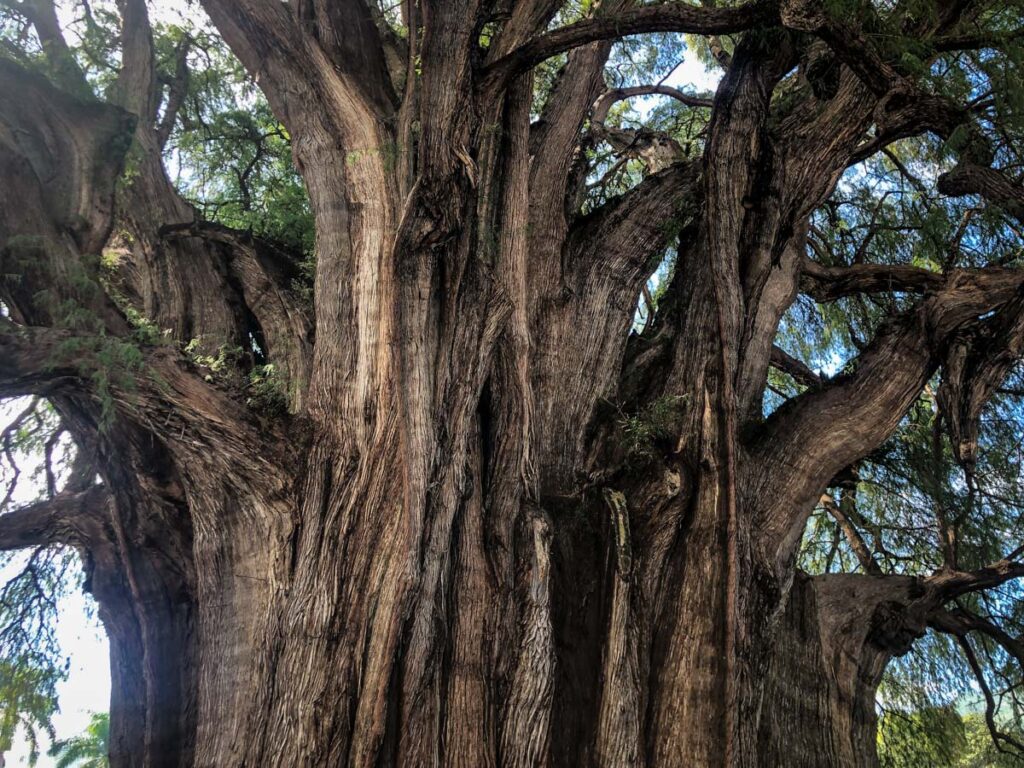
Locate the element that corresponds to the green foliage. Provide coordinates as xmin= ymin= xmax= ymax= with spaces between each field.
xmin=161 ymin=27 xmax=314 ymax=263
xmin=879 ymin=703 xmax=1024 ymax=767
xmin=184 ymin=341 xmax=289 ymax=414
xmin=615 ymin=395 xmax=686 ymax=465
xmin=878 ymin=703 xmax=967 ymax=767
xmin=49 ymin=712 xmax=110 ymax=768
xmin=184 ymin=338 xmax=244 ymax=383
xmin=246 ymin=364 xmax=288 ymax=416
xmin=0 ymin=658 xmax=59 ymax=766
xmin=0 ymin=549 xmax=79 ymax=766
xmin=0 ymin=397 xmax=98 ymax=764
xmin=2 ymin=254 xmax=153 ymax=428
xmin=45 ymin=329 xmax=147 ymax=429
xmin=958 ymin=713 xmax=1024 ymax=767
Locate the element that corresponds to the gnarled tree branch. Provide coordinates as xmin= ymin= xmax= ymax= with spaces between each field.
xmin=483 ymin=0 xmax=779 ymax=90
xmin=955 ymin=634 xmax=1024 ymax=755
xmin=0 ymin=324 xmax=86 ymax=398
xmin=930 ymin=607 xmax=1024 ymax=668
xmin=591 ymin=85 xmax=713 ymax=126
xmin=938 ymin=163 xmax=1024 ymax=226
xmin=751 ymin=267 xmax=1024 ymax=563
xmin=566 ymin=160 xmax=702 ymax=275
xmin=770 ymin=345 xmax=823 ymax=388
xmin=937 ymin=287 xmax=1024 ymax=470
xmin=819 ymin=489 xmax=882 ymax=575
xmin=799 ymin=256 xmax=947 ymax=301
xmin=0 ymin=485 xmax=109 ymax=550
xmin=155 ymin=34 xmax=191 ymax=149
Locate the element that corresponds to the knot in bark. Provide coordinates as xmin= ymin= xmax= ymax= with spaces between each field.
xmin=936 ymin=164 xmax=975 ymax=199
xmin=867 ymin=599 xmax=927 ymax=655
xmin=779 ymin=0 xmax=827 ymax=32
xmin=803 ymin=41 xmax=840 ymax=101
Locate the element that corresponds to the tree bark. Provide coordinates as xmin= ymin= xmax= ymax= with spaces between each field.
xmin=3 ymin=1 xmax=1024 ymax=765
xmin=758 ymin=573 xmax=894 ymax=768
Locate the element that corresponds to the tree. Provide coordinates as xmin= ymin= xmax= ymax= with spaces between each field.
xmin=0 ymin=0 xmax=1023 ymax=764
xmin=50 ymin=713 xmax=111 ymax=768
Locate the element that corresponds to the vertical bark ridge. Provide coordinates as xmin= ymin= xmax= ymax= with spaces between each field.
xmin=255 ymin=424 xmax=405 ymax=767
xmin=499 ymin=510 xmax=555 ymax=768
xmin=442 ymin=427 xmax=500 ymax=768
xmin=595 ymin=490 xmax=642 ymax=768
xmin=647 ymin=383 xmax=729 ymax=765
xmin=643 ymin=35 xmax=787 ymax=763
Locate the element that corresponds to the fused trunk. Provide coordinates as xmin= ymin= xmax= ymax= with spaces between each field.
xmin=4 ymin=0 xmax=1021 ymax=765
xmin=0 ymin=47 xmax=900 ymax=767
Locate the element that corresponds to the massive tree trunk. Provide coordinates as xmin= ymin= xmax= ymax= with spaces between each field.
xmin=3 ymin=0 xmax=1024 ymax=765
xmin=759 ymin=574 xmax=901 ymax=768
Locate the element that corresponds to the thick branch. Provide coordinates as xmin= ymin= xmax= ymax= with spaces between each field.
xmin=591 ymin=85 xmax=713 ymax=127
xmin=931 ymin=28 xmax=1024 ymax=53
xmin=0 ymin=57 xmax=134 ymax=257
xmin=820 ymin=490 xmax=881 ymax=575
xmin=0 ymin=320 xmax=274 ymax=465
xmin=0 ymin=486 xmax=109 ymax=550
xmin=158 ymin=221 xmax=303 ymax=281
xmin=779 ymin=0 xmax=899 ymax=96
xmin=156 ymin=35 xmax=191 ymax=149
xmin=3 ymin=0 xmax=90 ymax=95
xmin=114 ymin=0 xmax=159 ymax=124
xmin=925 ymin=554 xmax=1024 ymax=602
xmin=930 ymin=607 xmax=1024 ymax=667
xmin=160 ymin=221 xmax=313 ymax=398
xmin=528 ymin=39 xmax=616 ymax=250
xmin=292 ymin=0 xmax=397 ymax=114
xmin=0 ymin=324 xmax=86 ymax=397
xmin=937 ymin=288 xmax=1024 ymax=469
xmin=799 ymin=256 xmax=945 ymax=301
xmin=198 ymin=0 xmax=331 ymax=129
xmin=770 ymin=345 xmax=822 ymax=387
xmin=938 ymin=163 xmax=1024 ymax=226
xmin=566 ymin=160 xmax=702 ymax=274
xmin=751 ymin=267 xmax=1024 ymax=562
xmin=483 ymin=0 xmax=778 ymax=90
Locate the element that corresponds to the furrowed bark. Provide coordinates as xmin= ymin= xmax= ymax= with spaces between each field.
xmin=6 ymin=1 xmax=1024 ymax=766
xmin=0 ymin=57 xmax=134 ymax=332
xmin=758 ymin=573 xmax=904 ymax=768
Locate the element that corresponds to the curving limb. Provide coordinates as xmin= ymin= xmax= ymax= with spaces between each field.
xmin=751 ymin=268 xmax=1024 ymax=563
xmin=0 ymin=486 xmax=110 ymax=551
xmin=482 ymin=0 xmax=779 ymax=90
xmin=955 ymin=634 xmax=1024 ymax=755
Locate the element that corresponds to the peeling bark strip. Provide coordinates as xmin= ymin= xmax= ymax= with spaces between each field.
xmin=2 ymin=0 xmax=1024 ymax=765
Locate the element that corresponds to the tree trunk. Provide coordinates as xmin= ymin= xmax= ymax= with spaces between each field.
xmin=4 ymin=0 xmax=1021 ymax=765
xmin=759 ymin=573 xmax=892 ymax=768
